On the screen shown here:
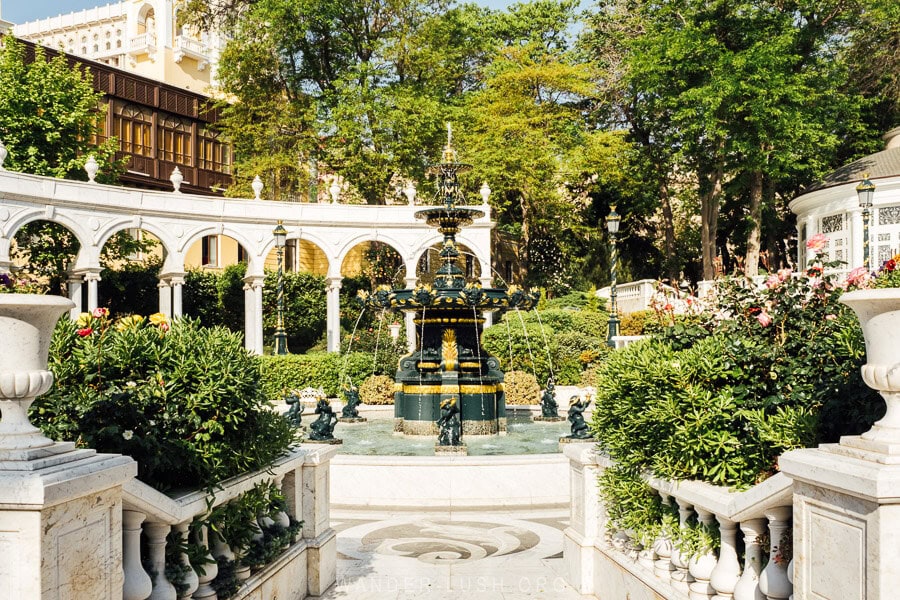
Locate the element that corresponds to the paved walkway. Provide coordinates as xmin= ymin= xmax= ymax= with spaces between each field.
xmin=322 ymin=507 xmax=586 ymax=599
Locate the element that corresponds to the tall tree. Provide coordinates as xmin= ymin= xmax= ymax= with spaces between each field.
xmin=0 ymin=38 xmax=120 ymax=180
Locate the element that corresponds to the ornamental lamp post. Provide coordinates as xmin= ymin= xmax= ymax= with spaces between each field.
xmin=273 ymin=221 xmax=289 ymax=355
xmin=606 ymin=206 xmax=621 ymax=348
xmin=856 ymin=173 xmax=875 ymax=270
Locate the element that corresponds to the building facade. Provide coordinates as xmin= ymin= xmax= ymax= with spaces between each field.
xmin=790 ymin=127 xmax=900 ymax=270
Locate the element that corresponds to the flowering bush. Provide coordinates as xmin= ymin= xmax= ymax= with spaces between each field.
xmin=31 ymin=313 xmax=296 ymax=490
xmin=0 ymin=272 xmax=43 ymax=293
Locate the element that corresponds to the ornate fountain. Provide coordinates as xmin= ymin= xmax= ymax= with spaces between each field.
xmin=361 ymin=127 xmax=539 ymax=438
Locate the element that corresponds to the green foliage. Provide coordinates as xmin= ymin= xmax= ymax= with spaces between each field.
xmin=591 ymin=269 xmax=882 ymax=490
xmin=99 ymin=261 xmax=162 ymax=318
xmin=619 ymin=310 xmax=656 ymax=336
xmin=257 ymin=353 xmax=374 ymax=400
xmin=483 ymin=307 xmax=608 ymax=384
xmin=502 ymin=370 xmax=540 ymax=405
xmin=262 ymin=270 xmax=327 ymax=353
xmin=343 ymin=317 xmax=406 ymax=378
xmin=32 ymin=314 xmax=296 ymax=490
xmin=359 ymin=374 xmax=396 ymax=405
xmin=0 ymin=38 xmax=122 ymax=181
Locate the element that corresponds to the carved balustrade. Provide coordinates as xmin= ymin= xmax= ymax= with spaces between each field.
xmin=564 ymin=446 xmax=793 ymax=600
xmin=120 ymin=445 xmax=337 ymax=600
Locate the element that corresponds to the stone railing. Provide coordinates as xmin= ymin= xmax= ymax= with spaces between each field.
xmin=121 ymin=444 xmax=337 ymax=600
xmin=598 ymin=279 xmax=690 ymax=315
xmin=564 ymin=445 xmax=793 ymax=600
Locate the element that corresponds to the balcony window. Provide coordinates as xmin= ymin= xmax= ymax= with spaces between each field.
xmin=202 ymin=235 xmax=218 ymax=267
xmin=198 ymin=127 xmax=232 ymax=174
xmin=113 ymin=103 xmax=152 ymax=157
xmin=158 ymin=114 xmax=191 ymax=166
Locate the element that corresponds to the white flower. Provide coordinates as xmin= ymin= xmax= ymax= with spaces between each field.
xmin=122 ymin=430 xmax=134 ymax=440
xmin=126 ymin=381 xmax=137 ymax=388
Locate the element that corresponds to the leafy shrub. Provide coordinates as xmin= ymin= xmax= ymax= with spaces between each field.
xmin=591 ymin=268 xmax=882 ymax=490
xmin=262 ymin=270 xmax=327 ymax=353
xmin=619 ymin=310 xmax=656 ymax=336
xmin=257 ymin=352 xmax=374 ymax=400
xmin=483 ymin=307 xmax=608 ymax=384
xmin=99 ymin=261 xmax=162 ymax=318
xmin=32 ymin=313 xmax=295 ymax=490
xmin=359 ymin=374 xmax=395 ymax=405
xmin=343 ymin=318 xmax=406 ymax=378
xmin=503 ymin=370 xmax=540 ymax=405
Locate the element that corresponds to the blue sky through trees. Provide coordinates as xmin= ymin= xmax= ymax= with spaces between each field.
xmin=3 ymin=0 xmax=518 ymax=24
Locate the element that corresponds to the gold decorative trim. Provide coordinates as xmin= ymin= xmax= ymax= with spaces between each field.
xmin=401 ymin=384 xmax=499 ymax=394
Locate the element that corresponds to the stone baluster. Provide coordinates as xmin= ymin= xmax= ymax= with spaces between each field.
xmin=733 ymin=518 xmax=766 ymax=600
xmin=637 ymin=544 xmax=655 ymax=570
xmin=786 ymin=559 xmax=793 ymax=600
xmin=758 ymin=506 xmax=792 ymax=600
xmin=172 ymin=522 xmax=199 ymax=599
xmin=145 ymin=522 xmax=177 ymax=600
xmin=688 ymin=508 xmax=718 ymax=600
xmin=653 ymin=493 xmax=676 ymax=581
xmin=210 ymin=526 xmax=236 ymax=587
xmin=272 ymin=475 xmax=292 ymax=549
xmin=710 ymin=517 xmax=742 ymax=600
xmin=192 ymin=525 xmax=219 ymax=600
xmin=123 ymin=510 xmax=153 ymax=600
xmin=670 ymin=499 xmax=695 ymax=593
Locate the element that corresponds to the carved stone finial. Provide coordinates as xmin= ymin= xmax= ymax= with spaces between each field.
xmin=251 ymin=175 xmax=263 ymax=200
xmin=170 ymin=167 xmax=183 ymax=193
xmin=84 ymin=155 xmax=99 ymax=182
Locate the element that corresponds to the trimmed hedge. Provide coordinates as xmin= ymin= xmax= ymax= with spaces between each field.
xmin=503 ymin=370 xmax=540 ymax=405
xmin=257 ymin=352 xmax=375 ymax=400
xmin=360 ymin=374 xmax=395 ymax=405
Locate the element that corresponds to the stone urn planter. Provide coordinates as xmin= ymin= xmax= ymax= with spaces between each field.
xmin=0 ymin=294 xmax=74 ymax=452
xmin=840 ymin=288 xmax=900 ymax=450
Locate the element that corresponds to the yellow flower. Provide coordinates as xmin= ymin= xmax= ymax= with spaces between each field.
xmin=115 ymin=314 xmax=144 ymax=331
xmin=149 ymin=313 xmax=168 ymax=327
xmin=76 ymin=312 xmax=92 ymax=327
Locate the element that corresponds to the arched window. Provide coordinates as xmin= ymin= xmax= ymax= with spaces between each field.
xmin=198 ymin=127 xmax=231 ymax=174
xmin=113 ymin=103 xmax=152 ymax=156
xmin=158 ymin=114 xmax=192 ymax=165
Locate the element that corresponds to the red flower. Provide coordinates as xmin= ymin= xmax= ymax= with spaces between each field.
xmin=885 ymin=259 xmax=896 ymax=272
xmin=77 ymin=327 xmax=93 ymax=337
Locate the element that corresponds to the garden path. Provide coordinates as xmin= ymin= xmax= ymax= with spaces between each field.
xmin=323 ymin=507 xmax=585 ymax=599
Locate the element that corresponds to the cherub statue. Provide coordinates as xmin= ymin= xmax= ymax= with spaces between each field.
xmin=540 ymin=377 xmax=558 ymax=418
xmin=437 ymin=397 xmax=461 ymax=446
xmin=340 ymin=381 xmax=363 ymax=419
xmin=283 ymin=390 xmax=303 ymax=428
xmin=567 ymin=395 xmax=592 ymax=440
xmin=308 ymin=398 xmax=338 ymax=441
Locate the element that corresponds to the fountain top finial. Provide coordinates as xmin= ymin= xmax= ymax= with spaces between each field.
xmin=442 ymin=122 xmax=457 ymax=163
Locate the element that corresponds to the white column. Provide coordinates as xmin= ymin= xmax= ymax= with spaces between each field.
xmin=84 ymin=271 xmax=101 ymax=312
xmin=711 ymin=516 xmax=741 ymax=600
xmin=670 ymin=499 xmax=695 ymax=593
xmin=192 ymin=526 xmax=218 ymax=600
xmin=653 ymin=493 xmax=676 ymax=581
xmin=170 ymin=275 xmax=184 ymax=318
xmin=67 ymin=274 xmax=83 ymax=319
xmin=849 ymin=208 xmax=864 ymax=270
xmin=758 ymin=506 xmax=792 ymax=600
xmin=122 ymin=510 xmax=153 ymax=600
xmin=172 ymin=522 xmax=199 ymax=598
xmin=404 ymin=275 xmax=418 ymax=352
xmin=253 ymin=280 xmax=264 ymax=355
xmin=733 ymin=518 xmax=766 ymax=600
xmin=243 ymin=283 xmax=255 ymax=352
xmin=144 ymin=522 xmax=176 ymax=600
xmin=326 ymin=277 xmax=342 ymax=353
xmin=689 ymin=508 xmax=718 ymax=600
xmin=158 ymin=280 xmax=172 ymax=317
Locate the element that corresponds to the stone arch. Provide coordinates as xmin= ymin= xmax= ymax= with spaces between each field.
xmin=339 ymin=238 xmax=405 ymax=286
xmin=5 ymin=211 xmax=96 ymax=271
xmin=180 ymin=226 xmax=259 ymax=273
xmin=414 ymin=238 xmax=485 ymax=284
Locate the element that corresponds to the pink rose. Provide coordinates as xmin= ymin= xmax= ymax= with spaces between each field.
xmin=806 ymin=233 xmax=828 ymax=256
xmin=765 ymin=275 xmax=780 ymax=289
xmin=846 ymin=266 xmax=870 ymax=288
xmin=756 ymin=310 xmax=772 ymax=327
xmin=777 ymin=268 xmax=792 ymax=281
xmin=92 ymin=307 xmax=108 ymax=318
xmin=825 ymin=314 xmax=837 ymax=321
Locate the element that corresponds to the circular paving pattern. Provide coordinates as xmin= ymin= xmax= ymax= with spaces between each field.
xmin=361 ymin=519 xmax=539 ymax=564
